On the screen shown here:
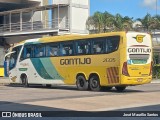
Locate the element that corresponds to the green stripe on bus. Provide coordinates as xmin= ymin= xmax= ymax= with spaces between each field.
xmin=40 ymin=58 xmax=64 ymax=80
xmin=31 ymin=58 xmax=53 ymax=79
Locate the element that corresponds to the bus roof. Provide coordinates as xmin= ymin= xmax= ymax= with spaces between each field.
xmin=39 ymin=31 xmax=126 ymax=43
xmin=16 ymin=31 xmax=150 ymax=45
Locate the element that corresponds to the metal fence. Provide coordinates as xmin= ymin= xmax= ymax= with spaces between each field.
xmin=0 ymin=18 xmax=69 ymax=33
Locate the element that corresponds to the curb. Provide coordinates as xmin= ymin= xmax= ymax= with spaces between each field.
xmin=0 ymin=77 xmax=9 ymax=85
xmin=151 ymin=81 xmax=160 ymax=83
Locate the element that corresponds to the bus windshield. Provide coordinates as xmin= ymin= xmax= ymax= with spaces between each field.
xmin=128 ymin=54 xmax=149 ymax=64
xmin=9 ymin=45 xmax=22 ymax=70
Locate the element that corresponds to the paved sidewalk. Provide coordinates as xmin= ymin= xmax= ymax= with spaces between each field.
xmin=151 ymin=79 xmax=160 ymax=83
xmin=0 ymin=77 xmax=9 ymax=85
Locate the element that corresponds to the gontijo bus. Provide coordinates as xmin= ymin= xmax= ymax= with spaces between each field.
xmin=5 ymin=31 xmax=152 ymax=91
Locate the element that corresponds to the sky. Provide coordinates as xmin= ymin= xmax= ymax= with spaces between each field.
xmin=90 ymin=0 xmax=160 ymax=20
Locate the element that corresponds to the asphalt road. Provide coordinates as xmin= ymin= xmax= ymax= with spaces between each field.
xmin=0 ymin=83 xmax=160 ymax=120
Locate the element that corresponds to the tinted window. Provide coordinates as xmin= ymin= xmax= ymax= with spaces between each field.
xmin=9 ymin=53 xmax=17 ymax=70
xmin=19 ymin=36 xmax=120 ymax=60
xmin=12 ymin=45 xmax=22 ymax=57
xmin=10 ymin=46 xmax=22 ymax=63
xmin=60 ymin=42 xmax=74 ymax=56
xmin=34 ymin=44 xmax=45 ymax=57
xmin=92 ymin=38 xmax=104 ymax=54
xmin=46 ymin=43 xmax=60 ymax=57
xmin=76 ymin=40 xmax=91 ymax=55
xmin=105 ymin=36 xmax=120 ymax=53
xmin=20 ymin=45 xmax=34 ymax=60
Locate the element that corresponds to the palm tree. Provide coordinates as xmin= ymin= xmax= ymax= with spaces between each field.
xmin=137 ymin=13 xmax=152 ymax=31
xmin=86 ymin=16 xmax=95 ymax=32
xmin=113 ymin=14 xmax=133 ymax=31
xmin=122 ymin=16 xmax=133 ymax=31
xmin=86 ymin=11 xmax=133 ymax=33
xmin=93 ymin=11 xmax=103 ymax=33
xmin=113 ymin=14 xmax=123 ymax=31
xmin=137 ymin=13 xmax=160 ymax=32
xmin=86 ymin=11 xmax=104 ymax=33
xmin=150 ymin=15 xmax=160 ymax=30
xmin=102 ymin=11 xmax=114 ymax=32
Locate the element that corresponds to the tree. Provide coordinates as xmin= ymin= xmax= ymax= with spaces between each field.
xmin=122 ymin=16 xmax=133 ymax=31
xmin=137 ymin=13 xmax=152 ymax=31
xmin=150 ymin=15 xmax=160 ymax=30
xmin=113 ymin=14 xmax=133 ymax=31
xmin=102 ymin=11 xmax=114 ymax=32
xmin=86 ymin=16 xmax=95 ymax=32
xmin=86 ymin=11 xmax=133 ymax=33
xmin=86 ymin=12 xmax=104 ymax=33
xmin=93 ymin=11 xmax=103 ymax=33
xmin=113 ymin=14 xmax=123 ymax=31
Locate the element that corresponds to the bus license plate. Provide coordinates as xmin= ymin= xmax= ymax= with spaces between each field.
xmin=137 ymin=78 xmax=143 ymax=82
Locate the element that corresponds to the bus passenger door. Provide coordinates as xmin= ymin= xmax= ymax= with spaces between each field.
xmin=4 ymin=55 xmax=9 ymax=77
xmin=8 ymin=52 xmax=18 ymax=83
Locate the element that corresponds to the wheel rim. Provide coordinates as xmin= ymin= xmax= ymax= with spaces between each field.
xmin=91 ymin=79 xmax=98 ymax=88
xmin=79 ymin=79 xmax=84 ymax=87
xmin=76 ymin=76 xmax=88 ymax=90
xmin=21 ymin=76 xmax=28 ymax=87
xmin=22 ymin=77 xmax=25 ymax=85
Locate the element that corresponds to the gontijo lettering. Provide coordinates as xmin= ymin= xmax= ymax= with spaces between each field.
xmin=60 ymin=58 xmax=91 ymax=65
xmin=128 ymin=48 xmax=151 ymax=53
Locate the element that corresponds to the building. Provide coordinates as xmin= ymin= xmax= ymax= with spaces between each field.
xmin=0 ymin=0 xmax=90 ymax=76
xmin=152 ymin=31 xmax=160 ymax=64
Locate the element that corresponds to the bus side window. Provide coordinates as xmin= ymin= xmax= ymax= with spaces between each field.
xmin=76 ymin=40 xmax=91 ymax=55
xmin=9 ymin=54 xmax=16 ymax=69
xmin=105 ymin=36 xmax=120 ymax=53
xmin=106 ymin=40 xmax=112 ymax=53
xmin=34 ymin=44 xmax=45 ymax=57
xmin=46 ymin=43 xmax=60 ymax=57
xmin=61 ymin=42 xmax=74 ymax=56
xmin=78 ymin=46 xmax=82 ymax=54
xmin=62 ymin=47 xmax=66 ymax=55
xmin=20 ymin=45 xmax=33 ymax=61
xmin=92 ymin=38 xmax=104 ymax=54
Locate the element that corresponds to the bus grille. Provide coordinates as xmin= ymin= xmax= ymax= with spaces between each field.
xmin=106 ymin=67 xmax=119 ymax=84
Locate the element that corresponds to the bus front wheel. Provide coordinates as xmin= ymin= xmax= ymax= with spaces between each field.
xmin=89 ymin=76 xmax=101 ymax=91
xmin=21 ymin=75 xmax=29 ymax=88
xmin=115 ymin=86 xmax=126 ymax=92
xmin=76 ymin=75 xmax=88 ymax=91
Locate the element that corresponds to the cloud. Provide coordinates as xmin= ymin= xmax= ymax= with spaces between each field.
xmin=142 ymin=0 xmax=159 ymax=9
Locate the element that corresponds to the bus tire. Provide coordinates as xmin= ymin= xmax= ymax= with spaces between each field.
xmin=76 ymin=75 xmax=88 ymax=91
xmin=115 ymin=86 xmax=126 ymax=92
xmin=89 ymin=75 xmax=101 ymax=91
xmin=21 ymin=75 xmax=29 ymax=88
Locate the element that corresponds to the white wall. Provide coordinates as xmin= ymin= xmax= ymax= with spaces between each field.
xmin=70 ymin=0 xmax=89 ymax=34
xmin=52 ymin=0 xmax=69 ymax=4
xmin=71 ymin=0 xmax=89 ymax=6
xmin=33 ymin=11 xmax=42 ymax=21
xmin=71 ymin=7 xmax=89 ymax=34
